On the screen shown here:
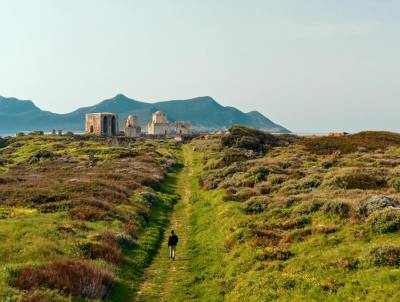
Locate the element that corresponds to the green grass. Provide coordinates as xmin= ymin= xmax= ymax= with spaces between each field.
xmin=187 ymin=137 xmax=400 ymax=301
xmin=2 ymin=134 xmax=400 ymax=301
xmin=0 ymin=135 xmax=182 ymax=301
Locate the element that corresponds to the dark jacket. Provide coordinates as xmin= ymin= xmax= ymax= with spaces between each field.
xmin=168 ymin=234 xmax=178 ymax=246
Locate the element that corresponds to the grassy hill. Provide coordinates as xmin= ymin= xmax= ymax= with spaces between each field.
xmin=0 ymin=135 xmax=181 ymax=301
xmin=189 ymin=128 xmax=400 ymax=301
xmin=1 ymin=129 xmax=399 ymax=301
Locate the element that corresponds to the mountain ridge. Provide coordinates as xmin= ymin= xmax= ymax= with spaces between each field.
xmin=0 ymin=95 xmax=290 ymax=133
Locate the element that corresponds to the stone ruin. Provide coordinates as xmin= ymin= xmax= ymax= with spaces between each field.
xmin=85 ymin=111 xmax=192 ymax=138
xmin=124 ymin=115 xmax=141 ymax=138
xmin=174 ymin=121 xmax=192 ymax=135
xmin=85 ymin=113 xmax=119 ymax=136
xmin=147 ymin=111 xmax=170 ymax=135
xmin=147 ymin=111 xmax=192 ymax=136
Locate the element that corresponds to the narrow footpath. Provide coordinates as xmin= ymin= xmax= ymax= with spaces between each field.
xmin=134 ymin=145 xmax=195 ymax=302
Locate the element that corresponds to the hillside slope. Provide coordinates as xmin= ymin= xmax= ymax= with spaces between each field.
xmin=187 ymin=131 xmax=400 ymax=301
xmin=0 ymin=135 xmax=181 ymax=301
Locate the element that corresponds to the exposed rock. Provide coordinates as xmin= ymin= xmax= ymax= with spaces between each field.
xmin=360 ymin=196 xmax=400 ymax=216
xmin=0 ymin=157 xmax=6 ymax=165
xmin=67 ymin=178 xmax=81 ymax=183
xmin=88 ymin=152 xmax=98 ymax=167
xmin=115 ymin=233 xmax=135 ymax=249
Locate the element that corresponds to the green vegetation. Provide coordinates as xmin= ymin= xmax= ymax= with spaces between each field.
xmin=190 ymin=130 xmax=400 ymax=301
xmin=221 ymin=125 xmax=281 ymax=151
xmin=303 ymin=131 xmax=400 ymax=154
xmin=0 ymin=135 xmax=181 ymax=301
xmin=2 ymin=129 xmax=400 ymax=301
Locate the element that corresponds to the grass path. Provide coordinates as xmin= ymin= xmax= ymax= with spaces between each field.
xmin=133 ymin=145 xmax=196 ymax=302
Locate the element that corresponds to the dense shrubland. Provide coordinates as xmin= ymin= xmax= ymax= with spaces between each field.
xmin=0 ymin=135 xmax=180 ymax=301
xmin=193 ymin=127 xmax=400 ymax=301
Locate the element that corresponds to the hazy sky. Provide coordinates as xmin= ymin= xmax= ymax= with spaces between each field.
xmin=1 ymin=0 xmax=399 ymax=132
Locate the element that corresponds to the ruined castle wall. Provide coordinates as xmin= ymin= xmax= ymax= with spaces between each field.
xmin=148 ymin=123 xmax=170 ymax=135
xmin=85 ymin=114 xmax=102 ymax=134
xmin=86 ymin=113 xmax=119 ymax=136
xmin=175 ymin=121 xmax=192 ymax=135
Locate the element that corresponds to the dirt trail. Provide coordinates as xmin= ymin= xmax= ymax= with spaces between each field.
xmin=134 ymin=146 xmax=194 ymax=302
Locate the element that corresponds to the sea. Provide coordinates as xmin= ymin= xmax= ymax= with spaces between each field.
xmin=0 ymin=131 xmax=16 ymax=137
xmin=0 ymin=131 xmax=83 ymax=137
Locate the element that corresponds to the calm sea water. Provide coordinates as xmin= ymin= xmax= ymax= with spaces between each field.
xmin=0 ymin=131 xmax=16 ymax=137
xmin=0 ymin=131 xmax=84 ymax=137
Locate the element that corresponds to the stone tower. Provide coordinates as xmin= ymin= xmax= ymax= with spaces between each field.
xmin=147 ymin=111 xmax=170 ymax=135
xmin=85 ymin=113 xmax=119 ymax=136
xmin=174 ymin=121 xmax=192 ymax=135
xmin=124 ymin=115 xmax=141 ymax=138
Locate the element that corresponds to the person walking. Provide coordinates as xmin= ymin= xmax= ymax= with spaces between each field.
xmin=168 ymin=230 xmax=179 ymax=261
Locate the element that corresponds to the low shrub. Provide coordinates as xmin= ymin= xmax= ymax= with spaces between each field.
xmin=330 ymin=171 xmax=387 ymax=190
xmin=326 ymin=258 xmax=359 ymax=270
xmin=115 ymin=232 xmax=136 ymax=250
xmin=294 ymin=200 xmax=323 ymax=214
xmin=366 ymin=245 xmax=400 ymax=267
xmin=259 ymin=184 xmax=272 ymax=195
xmin=279 ymin=216 xmax=311 ymax=230
xmin=28 ymin=150 xmax=58 ymax=164
xmin=282 ymin=228 xmax=312 ymax=244
xmin=78 ymin=241 xmax=122 ymax=264
xmin=269 ymin=175 xmax=287 ymax=185
xmin=69 ymin=206 xmax=107 ymax=221
xmin=312 ymin=225 xmax=339 ymax=235
xmin=357 ymin=195 xmax=400 ymax=216
xmin=225 ymin=188 xmax=259 ymax=202
xmin=322 ymin=200 xmax=350 ymax=218
xmin=303 ymin=131 xmax=400 ymax=155
xmin=389 ymin=178 xmax=400 ymax=192
xmin=217 ymin=148 xmax=254 ymax=167
xmin=251 ymin=229 xmax=282 ymax=246
xmin=300 ymin=176 xmax=322 ymax=189
xmin=256 ymin=247 xmax=294 ymax=261
xmin=11 ymin=260 xmax=114 ymax=299
xmin=321 ymin=160 xmax=335 ymax=169
xmin=21 ymin=291 xmax=48 ymax=302
xmin=281 ymin=278 xmax=297 ymax=289
xmin=124 ymin=221 xmax=140 ymax=238
xmin=241 ymin=196 xmax=269 ymax=214
xmin=221 ymin=125 xmax=281 ymax=152
xmin=280 ymin=176 xmax=321 ymax=194
xmin=248 ymin=166 xmax=269 ymax=182
xmin=367 ymin=209 xmax=400 ymax=233
xmin=38 ymin=200 xmax=73 ymax=213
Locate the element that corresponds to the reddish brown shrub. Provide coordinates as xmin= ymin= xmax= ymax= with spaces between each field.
xmin=278 ymin=216 xmax=311 ymax=230
xmin=124 ymin=222 xmax=140 ymax=238
xmin=321 ymin=279 xmax=340 ymax=292
xmin=69 ymin=206 xmax=106 ymax=221
xmin=303 ymin=131 xmax=400 ymax=155
xmin=79 ymin=242 xmax=122 ymax=264
xmin=12 ymin=260 xmax=114 ymax=299
xmin=282 ymin=229 xmax=312 ymax=244
xmin=251 ymin=228 xmax=282 ymax=246
xmin=312 ymin=225 xmax=339 ymax=235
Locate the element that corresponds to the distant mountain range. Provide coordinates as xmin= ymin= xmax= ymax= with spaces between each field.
xmin=0 ymin=94 xmax=290 ymax=133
